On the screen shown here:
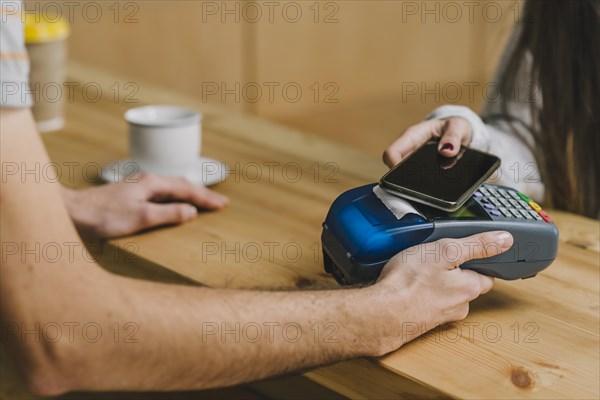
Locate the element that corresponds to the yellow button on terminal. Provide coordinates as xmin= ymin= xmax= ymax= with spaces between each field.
xmin=528 ymin=201 xmax=542 ymax=212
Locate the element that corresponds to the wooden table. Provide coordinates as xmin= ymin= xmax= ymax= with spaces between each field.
xmin=3 ymin=63 xmax=599 ymax=399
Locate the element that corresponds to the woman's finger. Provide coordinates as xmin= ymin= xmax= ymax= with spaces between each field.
xmin=383 ymin=120 xmax=445 ymax=167
xmin=438 ymin=118 xmax=473 ymax=157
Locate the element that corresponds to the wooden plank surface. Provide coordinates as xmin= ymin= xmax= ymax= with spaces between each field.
xmin=60 ymin=0 xmax=246 ymax=112
xmin=4 ymin=63 xmax=598 ymax=400
xmin=60 ymin=0 xmax=514 ymax=122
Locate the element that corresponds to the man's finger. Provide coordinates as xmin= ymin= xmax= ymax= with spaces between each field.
xmin=383 ymin=120 xmax=444 ymax=167
xmin=454 ymin=231 xmax=514 ymax=268
xmin=142 ymin=174 xmax=229 ymax=209
xmin=138 ymin=203 xmax=198 ymax=229
xmin=478 ymin=275 xmax=495 ymax=295
xmin=455 ymin=269 xmax=495 ymax=299
xmin=438 ymin=118 xmax=472 ymax=157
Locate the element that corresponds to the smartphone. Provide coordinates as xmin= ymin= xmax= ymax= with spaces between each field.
xmin=380 ymin=140 xmax=500 ymax=211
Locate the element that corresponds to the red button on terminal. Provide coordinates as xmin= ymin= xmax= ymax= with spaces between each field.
xmin=538 ymin=210 xmax=552 ymax=223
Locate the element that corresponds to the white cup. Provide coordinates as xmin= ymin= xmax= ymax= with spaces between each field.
xmin=125 ymin=105 xmax=201 ymax=176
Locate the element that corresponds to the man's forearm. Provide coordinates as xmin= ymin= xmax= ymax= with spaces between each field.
xmin=45 ymin=274 xmax=389 ymax=393
xmin=3 ymin=261 xmax=391 ymax=394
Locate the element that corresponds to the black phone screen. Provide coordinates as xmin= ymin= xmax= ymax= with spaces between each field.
xmin=381 ymin=141 xmax=500 ymax=204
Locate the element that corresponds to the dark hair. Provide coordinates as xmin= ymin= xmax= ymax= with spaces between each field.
xmin=500 ymin=0 xmax=599 ymax=218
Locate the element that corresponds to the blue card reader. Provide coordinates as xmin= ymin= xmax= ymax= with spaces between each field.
xmin=322 ymin=183 xmax=559 ymax=285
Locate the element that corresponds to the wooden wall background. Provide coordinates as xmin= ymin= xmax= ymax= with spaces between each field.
xmin=27 ymin=0 xmax=517 ymax=155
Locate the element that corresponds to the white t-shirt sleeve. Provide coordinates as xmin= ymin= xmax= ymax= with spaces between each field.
xmin=1 ymin=1 xmax=32 ymax=108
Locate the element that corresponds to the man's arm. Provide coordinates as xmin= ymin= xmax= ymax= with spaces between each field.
xmin=1 ymin=108 xmax=511 ymax=396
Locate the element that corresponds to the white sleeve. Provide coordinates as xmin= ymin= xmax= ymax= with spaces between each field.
xmin=0 ymin=1 xmax=32 ymax=108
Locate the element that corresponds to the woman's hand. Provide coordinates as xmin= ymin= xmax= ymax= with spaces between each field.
xmin=62 ymin=173 xmax=229 ymax=239
xmin=383 ymin=117 xmax=473 ymax=167
xmin=370 ymin=231 xmax=513 ymax=353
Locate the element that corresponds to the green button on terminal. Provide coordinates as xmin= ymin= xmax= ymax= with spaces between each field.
xmin=517 ymin=192 xmax=531 ymax=202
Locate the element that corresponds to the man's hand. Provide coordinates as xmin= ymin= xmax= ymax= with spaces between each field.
xmin=370 ymin=231 xmax=513 ymax=354
xmin=62 ymin=173 xmax=229 ymax=239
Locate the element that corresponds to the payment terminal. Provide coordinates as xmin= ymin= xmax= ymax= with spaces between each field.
xmin=321 ymin=183 xmax=558 ymax=285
